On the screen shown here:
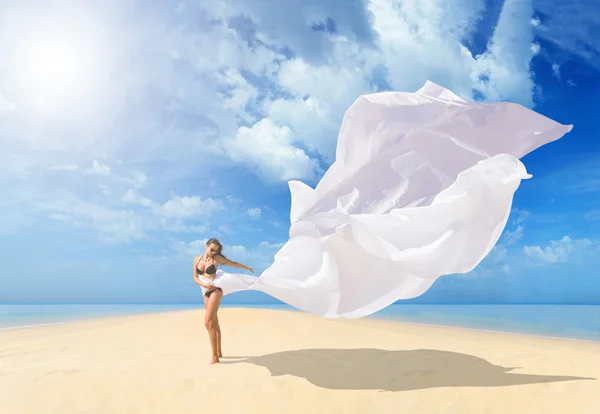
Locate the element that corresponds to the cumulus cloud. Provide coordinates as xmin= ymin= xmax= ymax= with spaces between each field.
xmin=260 ymin=241 xmax=285 ymax=249
xmin=230 ymin=245 xmax=246 ymax=254
xmin=170 ymin=239 xmax=210 ymax=257
xmin=122 ymin=190 xmax=224 ymax=218
xmin=40 ymin=186 xmax=223 ymax=242
xmin=85 ymin=160 xmax=111 ymax=176
xmin=224 ymin=118 xmax=321 ymax=181
xmin=120 ymin=171 xmax=148 ymax=189
xmin=247 ymin=207 xmax=262 ymax=219
xmin=122 ymin=189 xmax=154 ymax=208
xmin=0 ymin=0 xmax=547 ymax=248
xmin=160 ymin=195 xmax=223 ymax=218
xmin=44 ymin=197 xmax=148 ymax=243
xmin=1 ymin=1 xmax=543 ymax=181
xmin=523 ymin=236 xmax=595 ymax=264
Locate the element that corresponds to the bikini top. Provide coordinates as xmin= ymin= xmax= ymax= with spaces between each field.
xmin=196 ymin=255 xmax=217 ymax=276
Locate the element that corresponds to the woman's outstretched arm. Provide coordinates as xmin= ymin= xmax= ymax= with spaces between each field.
xmin=216 ymin=255 xmax=254 ymax=273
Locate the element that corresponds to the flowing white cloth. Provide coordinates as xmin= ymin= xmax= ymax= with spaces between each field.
xmin=211 ymin=81 xmax=573 ymax=319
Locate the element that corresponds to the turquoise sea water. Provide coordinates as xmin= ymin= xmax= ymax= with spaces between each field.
xmin=371 ymin=304 xmax=600 ymax=342
xmin=0 ymin=304 xmax=198 ymax=330
xmin=0 ymin=304 xmax=293 ymax=331
xmin=1 ymin=304 xmax=599 ymax=342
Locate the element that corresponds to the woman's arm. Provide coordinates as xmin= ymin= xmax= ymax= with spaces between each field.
xmin=216 ymin=255 xmax=254 ymax=273
xmin=193 ymin=256 xmax=214 ymax=288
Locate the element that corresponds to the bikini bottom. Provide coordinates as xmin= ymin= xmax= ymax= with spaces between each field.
xmin=204 ymin=287 xmax=223 ymax=298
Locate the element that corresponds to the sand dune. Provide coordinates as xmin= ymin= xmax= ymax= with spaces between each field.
xmin=1 ymin=308 xmax=598 ymax=414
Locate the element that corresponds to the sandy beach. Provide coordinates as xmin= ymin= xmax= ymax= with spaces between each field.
xmin=1 ymin=308 xmax=599 ymax=414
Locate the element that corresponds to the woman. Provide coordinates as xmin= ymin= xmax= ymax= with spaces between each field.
xmin=193 ymin=238 xmax=254 ymax=364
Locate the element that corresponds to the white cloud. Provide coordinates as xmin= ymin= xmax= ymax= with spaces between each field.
xmin=218 ymin=68 xmax=259 ymax=122
xmin=224 ymin=118 xmax=321 ymax=181
xmin=523 ymin=236 xmax=595 ymax=264
xmin=123 ymin=189 xmax=224 ymax=219
xmin=0 ymin=1 xmax=542 ymax=181
xmin=265 ymin=37 xmax=378 ymax=162
xmin=552 ymin=63 xmax=560 ymax=79
xmin=160 ymin=195 xmax=223 ymax=218
xmin=122 ymin=189 xmax=154 ymax=208
xmin=0 ymin=0 xmax=547 ymax=251
xmin=502 ymin=225 xmax=524 ymax=246
xmin=170 ymin=239 xmax=210 ymax=257
xmin=584 ymin=210 xmax=600 ymax=221
xmin=45 ymin=197 xmax=148 ymax=243
xmin=247 ymin=207 xmax=262 ymax=219
xmin=367 ymin=0 xmax=537 ymax=106
xmin=212 ymin=0 xmax=375 ymax=65
xmin=40 ymin=187 xmax=222 ymax=242
xmin=511 ymin=209 xmax=530 ymax=225
xmin=120 ymin=171 xmax=148 ymax=189
xmin=85 ymin=160 xmax=111 ymax=176
xmin=230 ymin=245 xmax=246 ymax=254
xmin=260 ymin=241 xmax=285 ymax=249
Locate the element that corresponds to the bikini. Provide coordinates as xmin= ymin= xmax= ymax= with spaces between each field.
xmin=196 ymin=256 xmax=222 ymax=298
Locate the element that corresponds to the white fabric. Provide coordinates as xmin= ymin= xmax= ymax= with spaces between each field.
xmin=198 ymin=275 xmax=217 ymax=296
xmin=210 ymin=81 xmax=572 ymax=319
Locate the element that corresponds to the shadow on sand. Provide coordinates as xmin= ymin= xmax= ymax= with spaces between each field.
xmin=221 ymin=348 xmax=595 ymax=392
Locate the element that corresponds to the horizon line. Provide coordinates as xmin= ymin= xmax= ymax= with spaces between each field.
xmin=1 ymin=302 xmax=599 ymax=306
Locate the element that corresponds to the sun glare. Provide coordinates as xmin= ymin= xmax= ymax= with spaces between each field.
xmin=26 ymin=37 xmax=84 ymax=93
xmin=38 ymin=42 xmax=79 ymax=82
xmin=11 ymin=20 xmax=112 ymax=114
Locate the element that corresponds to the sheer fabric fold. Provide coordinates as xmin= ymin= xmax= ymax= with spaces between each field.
xmin=210 ymin=81 xmax=572 ymax=318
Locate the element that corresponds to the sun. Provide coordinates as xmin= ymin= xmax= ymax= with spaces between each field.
xmin=35 ymin=40 xmax=81 ymax=87
xmin=10 ymin=20 xmax=112 ymax=113
xmin=21 ymin=35 xmax=86 ymax=97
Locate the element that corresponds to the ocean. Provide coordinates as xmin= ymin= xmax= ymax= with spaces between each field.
xmin=371 ymin=304 xmax=600 ymax=342
xmin=1 ymin=304 xmax=599 ymax=342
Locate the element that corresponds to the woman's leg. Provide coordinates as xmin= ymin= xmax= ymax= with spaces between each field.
xmin=204 ymin=289 xmax=223 ymax=364
xmin=215 ymin=310 xmax=223 ymax=358
xmin=203 ymin=294 xmax=210 ymax=354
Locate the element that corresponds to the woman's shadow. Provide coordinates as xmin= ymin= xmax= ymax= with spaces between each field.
xmin=221 ymin=348 xmax=595 ymax=392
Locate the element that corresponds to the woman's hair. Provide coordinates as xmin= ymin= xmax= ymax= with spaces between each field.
xmin=206 ymin=238 xmax=227 ymax=260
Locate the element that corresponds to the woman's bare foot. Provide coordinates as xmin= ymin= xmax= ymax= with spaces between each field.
xmin=209 ymin=357 xmax=220 ymax=365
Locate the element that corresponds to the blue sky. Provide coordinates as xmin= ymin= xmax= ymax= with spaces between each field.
xmin=1 ymin=0 xmax=599 ymax=305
